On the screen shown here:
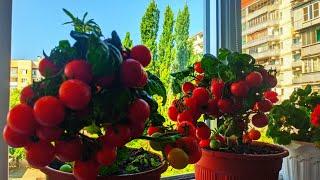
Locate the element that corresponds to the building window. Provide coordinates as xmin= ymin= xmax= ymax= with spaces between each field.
xmin=281 ymin=89 xmax=284 ymax=95
xmin=21 ymin=69 xmax=28 ymax=75
xmin=317 ymin=29 xmax=320 ymax=42
xmin=10 ymin=67 xmax=18 ymax=75
xmin=309 ymin=5 xmax=313 ymax=20
xmin=21 ymin=78 xmax=28 ymax=83
xmin=293 ymin=54 xmax=301 ymax=61
xmin=314 ymin=58 xmax=320 ymax=71
xmin=32 ymin=69 xmax=38 ymax=77
xmin=314 ymin=2 xmax=319 ymax=18
xmin=304 ymin=7 xmax=309 ymax=21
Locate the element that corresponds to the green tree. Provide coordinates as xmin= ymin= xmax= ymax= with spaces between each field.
xmin=158 ymin=6 xmax=175 ymax=86
xmin=140 ymin=0 xmax=160 ymax=74
xmin=9 ymin=89 xmax=21 ymax=108
xmin=122 ymin=32 xmax=133 ymax=49
xmin=174 ymin=4 xmax=192 ymax=71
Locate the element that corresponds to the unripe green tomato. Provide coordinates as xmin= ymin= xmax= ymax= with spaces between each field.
xmin=149 ymin=132 xmax=164 ymax=151
xmin=59 ymin=164 xmax=72 ymax=173
xmin=210 ymin=139 xmax=220 ymax=150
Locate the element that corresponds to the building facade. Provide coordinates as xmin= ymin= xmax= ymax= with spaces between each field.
xmin=10 ymin=59 xmax=42 ymax=89
xmin=190 ymin=32 xmax=204 ymax=54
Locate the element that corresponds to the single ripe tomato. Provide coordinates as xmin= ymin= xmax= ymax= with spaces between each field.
xmin=20 ymin=85 xmax=34 ymax=104
xmin=177 ymin=110 xmax=194 ymax=123
xmin=128 ymin=98 xmax=150 ymax=124
xmin=195 ymin=74 xmax=204 ymax=84
xmin=36 ymin=126 xmax=63 ymax=142
xmin=55 ymin=138 xmax=83 ymax=162
xmin=196 ymin=124 xmax=211 ymax=140
xmin=199 ymin=139 xmax=210 ymax=148
xmin=7 ymin=104 xmax=37 ymax=135
xmin=264 ymin=90 xmax=279 ymax=103
xmin=147 ymin=126 xmax=160 ymax=136
xmin=217 ymin=99 xmax=234 ymax=113
xmin=177 ymin=121 xmax=196 ymax=137
xmin=73 ymin=160 xmax=99 ymax=180
xmin=256 ymin=99 xmax=272 ymax=112
xmin=130 ymin=45 xmax=152 ymax=67
xmin=121 ymin=59 xmax=147 ymax=88
xmin=265 ymin=75 xmax=277 ymax=88
xmin=96 ymin=144 xmax=117 ymax=166
xmin=164 ymin=144 xmax=173 ymax=156
xmin=252 ymin=113 xmax=269 ymax=128
xmin=248 ymin=129 xmax=261 ymax=140
xmin=230 ymin=81 xmax=249 ymax=97
xmin=64 ymin=60 xmax=93 ymax=84
xmin=39 ymin=58 xmax=58 ymax=77
xmin=182 ymin=82 xmax=195 ymax=94
xmin=130 ymin=121 xmax=145 ymax=138
xmin=176 ymin=137 xmax=201 ymax=164
xmin=59 ymin=79 xmax=91 ymax=110
xmin=34 ymin=96 xmax=65 ymax=127
xmin=184 ymin=96 xmax=198 ymax=110
xmin=245 ymin=71 xmax=263 ymax=88
xmin=210 ymin=79 xmax=225 ymax=99
xmin=101 ymin=125 xmax=131 ymax=147
xmin=258 ymin=68 xmax=269 ymax=80
xmin=206 ymin=99 xmax=220 ymax=117
xmin=167 ymin=105 xmax=178 ymax=121
xmin=25 ymin=141 xmax=55 ymax=168
xmin=242 ymin=133 xmax=252 ymax=144
xmin=192 ymin=87 xmax=210 ymax=106
xmin=194 ymin=62 xmax=204 ymax=73
xmin=3 ymin=125 xmax=31 ymax=147
xmin=167 ymin=148 xmax=189 ymax=169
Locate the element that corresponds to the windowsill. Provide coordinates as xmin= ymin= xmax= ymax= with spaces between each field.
xmin=301 ymin=41 xmax=320 ymax=48
xmin=161 ymin=173 xmax=195 ymax=180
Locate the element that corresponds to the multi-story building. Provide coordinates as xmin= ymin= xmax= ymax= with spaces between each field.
xmin=190 ymin=32 xmax=204 ymax=54
xmin=241 ymin=0 xmax=316 ymax=100
xmin=10 ymin=59 xmax=42 ymax=89
xmin=291 ymin=0 xmax=320 ymax=91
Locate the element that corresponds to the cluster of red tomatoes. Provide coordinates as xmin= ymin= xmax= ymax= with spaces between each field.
xmin=166 ymin=61 xmax=278 ymax=153
xmin=3 ymin=45 xmax=154 ymax=179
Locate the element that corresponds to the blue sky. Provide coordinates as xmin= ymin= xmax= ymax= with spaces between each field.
xmin=12 ymin=0 xmax=203 ymax=59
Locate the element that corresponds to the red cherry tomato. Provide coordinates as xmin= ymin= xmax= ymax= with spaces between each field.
xmin=39 ymin=58 xmax=58 ymax=77
xmin=196 ymin=124 xmax=211 ymax=140
xmin=192 ymin=87 xmax=210 ymax=106
xmin=256 ymin=99 xmax=273 ymax=112
xmin=177 ymin=121 xmax=196 ymax=137
xmin=168 ymin=106 xmax=178 ymax=121
xmin=73 ymin=160 xmax=99 ymax=180
xmin=20 ymin=85 xmax=35 ymax=104
xmin=264 ymin=90 xmax=279 ymax=103
xmin=252 ymin=113 xmax=269 ymax=128
xmin=182 ymin=82 xmax=195 ymax=94
xmin=121 ymin=59 xmax=147 ymax=88
xmin=96 ymin=144 xmax=117 ymax=166
xmin=195 ymin=74 xmax=204 ymax=84
xmin=64 ymin=60 xmax=93 ymax=84
xmin=7 ymin=104 xmax=37 ymax=135
xmin=130 ymin=45 xmax=152 ymax=67
xmin=248 ymin=129 xmax=261 ymax=140
xmin=55 ymin=138 xmax=83 ymax=162
xmin=177 ymin=110 xmax=194 ymax=123
xmin=265 ymin=75 xmax=277 ymax=88
xmin=245 ymin=71 xmax=263 ymax=88
xmin=217 ymin=99 xmax=234 ymax=114
xmin=3 ymin=125 xmax=31 ymax=147
xmin=36 ymin=126 xmax=63 ymax=142
xmin=128 ymin=99 xmax=150 ymax=124
xmin=25 ymin=141 xmax=55 ymax=168
xmin=130 ymin=121 xmax=145 ymax=138
xmin=101 ymin=125 xmax=131 ymax=147
xmin=206 ymin=99 xmax=220 ymax=117
xmin=243 ymin=133 xmax=252 ymax=144
xmin=194 ymin=62 xmax=204 ymax=73
xmin=34 ymin=96 xmax=65 ymax=127
xmin=230 ymin=81 xmax=249 ymax=97
xmin=164 ymin=144 xmax=173 ymax=156
xmin=147 ymin=126 xmax=160 ymax=136
xmin=199 ymin=139 xmax=210 ymax=148
xmin=59 ymin=79 xmax=91 ymax=110
xmin=176 ymin=137 xmax=201 ymax=164
xmin=210 ymin=79 xmax=225 ymax=99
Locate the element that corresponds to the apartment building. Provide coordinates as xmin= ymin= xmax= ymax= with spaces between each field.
xmin=190 ymin=32 xmax=204 ymax=54
xmin=292 ymin=0 xmax=320 ymax=91
xmin=10 ymin=59 xmax=42 ymax=89
xmin=241 ymin=0 xmax=312 ymax=100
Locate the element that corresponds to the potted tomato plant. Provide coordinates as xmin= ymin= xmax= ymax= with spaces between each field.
xmin=167 ymin=49 xmax=289 ymax=180
xmin=267 ymin=85 xmax=320 ymax=180
xmin=2 ymin=10 xmax=188 ymax=180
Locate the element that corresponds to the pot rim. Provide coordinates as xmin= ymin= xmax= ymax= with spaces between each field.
xmin=40 ymin=150 xmax=168 ymax=177
xmin=202 ymin=141 xmax=289 ymax=160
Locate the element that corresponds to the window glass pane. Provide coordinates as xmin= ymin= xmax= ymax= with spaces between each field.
xmin=314 ymin=3 xmax=319 ymax=18
xmin=12 ymin=1 xmax=205 ymax=178
xmin=317 ymin=29 xmax=320 ymax=42
xmin=304 ymin=7 xmax=309 ymax=21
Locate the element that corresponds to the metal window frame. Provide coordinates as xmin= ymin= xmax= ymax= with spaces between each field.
xmin=0 ymin=1 xmax=241 ymax=179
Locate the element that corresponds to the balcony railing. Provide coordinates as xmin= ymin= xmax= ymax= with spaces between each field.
xmin=246 ymin=3 xmax=279 ymax=21
xmin=291 ymin=60 xmax=302 ymax=68
xmin=294 ymin=17 xmax=320 ymax=31
xmin=243 ymin=35 xmax=280 ymax=49
xmin=301 ymin=43 xmax=320 ymax=58
xmin=249 ymin=49 xmax=280 ymax=60
xmin=293 ymin=71 xmax=320 ymax=84
xmin=242 ymin=19 xmax=279 ymax=35
xmin=291 ymin=43 xmax=301 ymax=51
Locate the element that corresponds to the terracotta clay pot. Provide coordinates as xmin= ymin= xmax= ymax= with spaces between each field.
xmin=40 ymin=154 xmax=168 ymax=180
xmin=195 ymin=142 xmax=289 ymax=180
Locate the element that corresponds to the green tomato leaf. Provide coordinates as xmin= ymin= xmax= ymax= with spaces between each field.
xmin=145 ymin=71 xmax=167 ymax=105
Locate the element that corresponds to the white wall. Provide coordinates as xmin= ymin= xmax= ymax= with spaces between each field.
xmin=0 ymin=0 xmax=12 ymax=179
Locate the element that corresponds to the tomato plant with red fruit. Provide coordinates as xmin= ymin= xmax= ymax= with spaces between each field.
xmin=25 ymin=141 xmax=55 ymax=168
xmin=3 ymin=125 xmax=31 ymax=148
xmin=64 ymin=60 xmax=93 ymax=84
xmin=169 ymin=48 xmax=278 ymax=153
xmin=55 ymin=138 xmax=83 ymax=162
xmin=7 ymin=104 xmax=37 ymax=135
xmin=182 ymin=82 xmax=195 ymax=94
xmin=39 ymin=58 xmax=59 ymax=77
xmin=130 ymin=45 xmax=152 ymax=67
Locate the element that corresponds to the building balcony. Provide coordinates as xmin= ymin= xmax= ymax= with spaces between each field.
xmin=301 ymin=43 xmax=320 ymax=58
xmin=291 ymin=43 xmax=301 ymax=52
xmin=246 ymin=3 xmax=279 ymax=21
xmin=242 ymin=19 xmax=279 ymax=35
xmin=294 ymin=17 xmax=320 ymax=31
xmin=249 ymin=49 xmax=280 ymax=60
xmin=243 ymin=35 xmax=280 ymax=49
xmin=293 ymin=71 xmax=320 ymax=84
xmin=292 ymin=60 xmax=303 ymax=69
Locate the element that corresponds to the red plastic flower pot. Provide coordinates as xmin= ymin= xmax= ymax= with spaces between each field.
xmin=195 ymin=142 xmax=289 ymax=180
xmin=41 ymin=161 xmax=168 ymax=180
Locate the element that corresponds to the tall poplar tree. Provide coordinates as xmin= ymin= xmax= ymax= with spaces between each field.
xmin=122 ymin=32 xmax=133 ymax=49
xmin=140 ymin=0 xmax=160 ymax=74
